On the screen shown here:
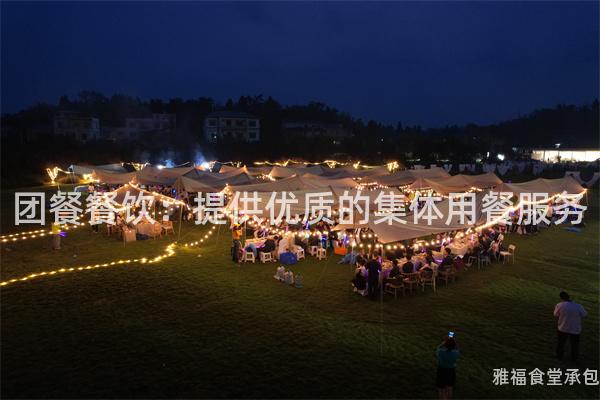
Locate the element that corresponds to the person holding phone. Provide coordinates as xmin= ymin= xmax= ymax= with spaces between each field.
xmin=436 ymin=334 xmax=460 ymax=400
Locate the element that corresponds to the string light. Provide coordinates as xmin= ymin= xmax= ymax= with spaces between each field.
xmin=0 ymin=223 xmax=88 ymax=244
xmin=46 ymin=167 xmax=60 ymax=183
xmin=0 ymin=225 xmax=218 ymax=288
xmin=386 ymin=161 xmax=400 ymax=172
xmin=252 ymin=159 xmax=399 ymax=170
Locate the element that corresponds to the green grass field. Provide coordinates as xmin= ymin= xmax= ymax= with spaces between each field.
xmin=1 ymin=188 xmax=598 ymax=398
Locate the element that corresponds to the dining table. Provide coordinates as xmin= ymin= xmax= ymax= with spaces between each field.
xmin=136 ymin=222 xmax=155 ymax=236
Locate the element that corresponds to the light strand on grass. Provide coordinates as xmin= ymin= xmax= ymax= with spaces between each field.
xmin=0 ymin=226 xmax=216 ymax=288
xmin=1 ymin=223 xmax=87 ymax=244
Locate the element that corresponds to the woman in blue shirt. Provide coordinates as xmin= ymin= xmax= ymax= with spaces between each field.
xmin=436 ymin=336 xmax=460 ymax=399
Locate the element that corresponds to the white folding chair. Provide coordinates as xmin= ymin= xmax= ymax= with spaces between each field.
xmin=259 ymin=252 xmax=273 ymax=263
xmin=500 ymin=244 xmax=516 ymax=264
xmin=294 ymin=247 xmax=305 ymax=260
xmin=316 ymin=247 xmax=327 ymax=260
xmin=243 ymin=251 xmax=256 ymax=263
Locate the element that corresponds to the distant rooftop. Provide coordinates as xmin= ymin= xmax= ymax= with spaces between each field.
xmin=283 ymin=120 xmax=343 ymax=128
xmin=206 ymin=111 xmax=257 ymax=119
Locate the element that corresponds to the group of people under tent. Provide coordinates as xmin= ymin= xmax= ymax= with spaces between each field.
xmin=347 ymin=225 xmax=510 ymax=300
xmin=84 ymin=183 xmax=182 ymax=239
xmin=230 ymin=216 xmax=341 ymax=263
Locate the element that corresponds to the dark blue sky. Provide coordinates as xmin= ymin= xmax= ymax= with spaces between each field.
xmin=2 ymin=1 xmax=598 ymax=127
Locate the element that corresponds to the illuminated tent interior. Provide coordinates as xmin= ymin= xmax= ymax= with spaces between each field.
xmin=59 ymin=162 xmax=589 ymax=244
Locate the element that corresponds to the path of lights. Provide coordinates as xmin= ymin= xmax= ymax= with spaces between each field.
xmin=0 ymin=223 xmax=87 ymax=244
xmin=2 ymin=187 xmax=584 ymax=286
xmin=0 ymin=226 xmax=216 ymax=288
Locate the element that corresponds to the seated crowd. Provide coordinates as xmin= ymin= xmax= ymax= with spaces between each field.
xmin=349 ymin=225 xmax=510 ymax=300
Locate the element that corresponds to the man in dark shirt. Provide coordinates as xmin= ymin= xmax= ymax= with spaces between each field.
xmin=438 ymin=248 xmax=454 ymax=272
xmin=388 ymin=259 xmax=401 ymax=278
xmin=402 ymin=260 xmax=414 ymax=274
xmin=366 ymin=255 xmax=381 ymax=300
xmin=260 ymin=238 xmax=276 ymax=254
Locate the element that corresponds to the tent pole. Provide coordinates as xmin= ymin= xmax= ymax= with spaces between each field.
xmin=177 ymin=204 xmax=183 ymax=241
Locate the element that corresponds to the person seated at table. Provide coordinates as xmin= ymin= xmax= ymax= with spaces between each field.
xmin=355 ymin=257 xmax=367 ymax=273
xmin=388 ymin=259 xmax=401 ymax=278
xmin=402 ymin=259 xmax=415 ymax=274
xmin=351 ymin=269 xmax=367 ymax=292
xmin=245 ymin=242 xmax=257 ymax=258
xmin=438 ymin=249 xmax=454 ymax=272
xmin=382 ymin=259 xmax=401 ymax=286
xmin=419 ymin=263 xmax=435 ymax=279
xmin=413 ymin=256 xmax=423 ymax=271
xmin=464 ymin=241 xmax=480 ymax=261
xmin=425 ymin=248 xmax=436 ymax=265
xmin=260 ymin=237 xmax=277 ymax=254
xmin=254 ymin=225 xmax=268 ymax=238
xmin=326 ymin=229 xmax=336 ymax=249
xmin=481 ymin=235 xmax=492 ymax=251
xmin=277 ymin=216 xmax=289 ymax=231
xmin=355 ymin=255 xmax=366 ymax=267
xmin=452 ymin=256 xmax=465 ymax=272
xmin=315 ymin=220 xmax=326 ymax=233
xmin=339 ymin=249 xmax=359 ymax=265
xmin=294 ymin=233 xmax=308 ymax=252
xmin=308 ymin=232 xmax=320 ymax=247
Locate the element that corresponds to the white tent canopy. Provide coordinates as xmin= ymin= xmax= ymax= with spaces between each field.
xmin=71 ymin=163 xmax=127 ymax=176
xmin=493 ymin=176 xmax=585 ymax=196
xmin=134 ymin=166 xmax=196 ymax=186
xmin=366 ymin=167 xmax=451 ymax=187
xmin=408 ymin=172 xmax=502 ymax=194
xmin=91 ymin=169 xmax=137 ymax=185
xmin=228 ymin=175 xmax=318 ymax=192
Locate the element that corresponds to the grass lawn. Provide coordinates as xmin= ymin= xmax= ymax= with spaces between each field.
xmin=1 ymin=188 xmax=598 ymax=398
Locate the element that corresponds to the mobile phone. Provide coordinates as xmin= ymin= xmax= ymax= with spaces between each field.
xmin=448 ymin=331 xmax=455 ymax=338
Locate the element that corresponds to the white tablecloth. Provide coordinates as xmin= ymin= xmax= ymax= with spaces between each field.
xmin=447 ymin=242 xmax=470 ymax=256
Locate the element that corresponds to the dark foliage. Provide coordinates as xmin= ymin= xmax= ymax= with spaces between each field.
xmin=1 ymin=91 xmax=598 ymax=187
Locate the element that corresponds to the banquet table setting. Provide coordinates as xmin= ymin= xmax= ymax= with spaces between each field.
xmin=136 ymin=222 xmax=155 ymax=236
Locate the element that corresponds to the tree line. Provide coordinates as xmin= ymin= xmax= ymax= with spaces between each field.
xmin=1 ymin=91 xmax=598 ymax=186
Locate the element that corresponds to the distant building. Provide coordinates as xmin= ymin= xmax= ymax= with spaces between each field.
xmin=103 ymin=114 xmax=176 ymax=141
xmin=102 ymin=126 xmax=130 ymax=141
xmin=282 ymin=121 xmax=352 ymax=142
xmin=204 ymin=111 xmax=260 ymax=143
xmin=531 ymin=148 xmax=600 ymax=163
xmin=125 ymin=114 xmax=176 ymax=137
xmin=53 ymin=111 xmax=100 ymax=142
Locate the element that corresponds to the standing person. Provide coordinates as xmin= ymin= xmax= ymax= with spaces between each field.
xmin=436 ymin=335 xmax=460 ymax=400
xmin=51 ymin=223 xmax=61 ymax=250
xmin=231 ymin=224 xmax=243 ymax=263
xmin=554 ymin=291 xmax=587 ymax=361
xmin=366 ymin=254 xmax=381 ymax=300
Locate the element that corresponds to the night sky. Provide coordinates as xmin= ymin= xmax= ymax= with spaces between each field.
xmin=1 ymin=1 xmax=598 ymax=127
